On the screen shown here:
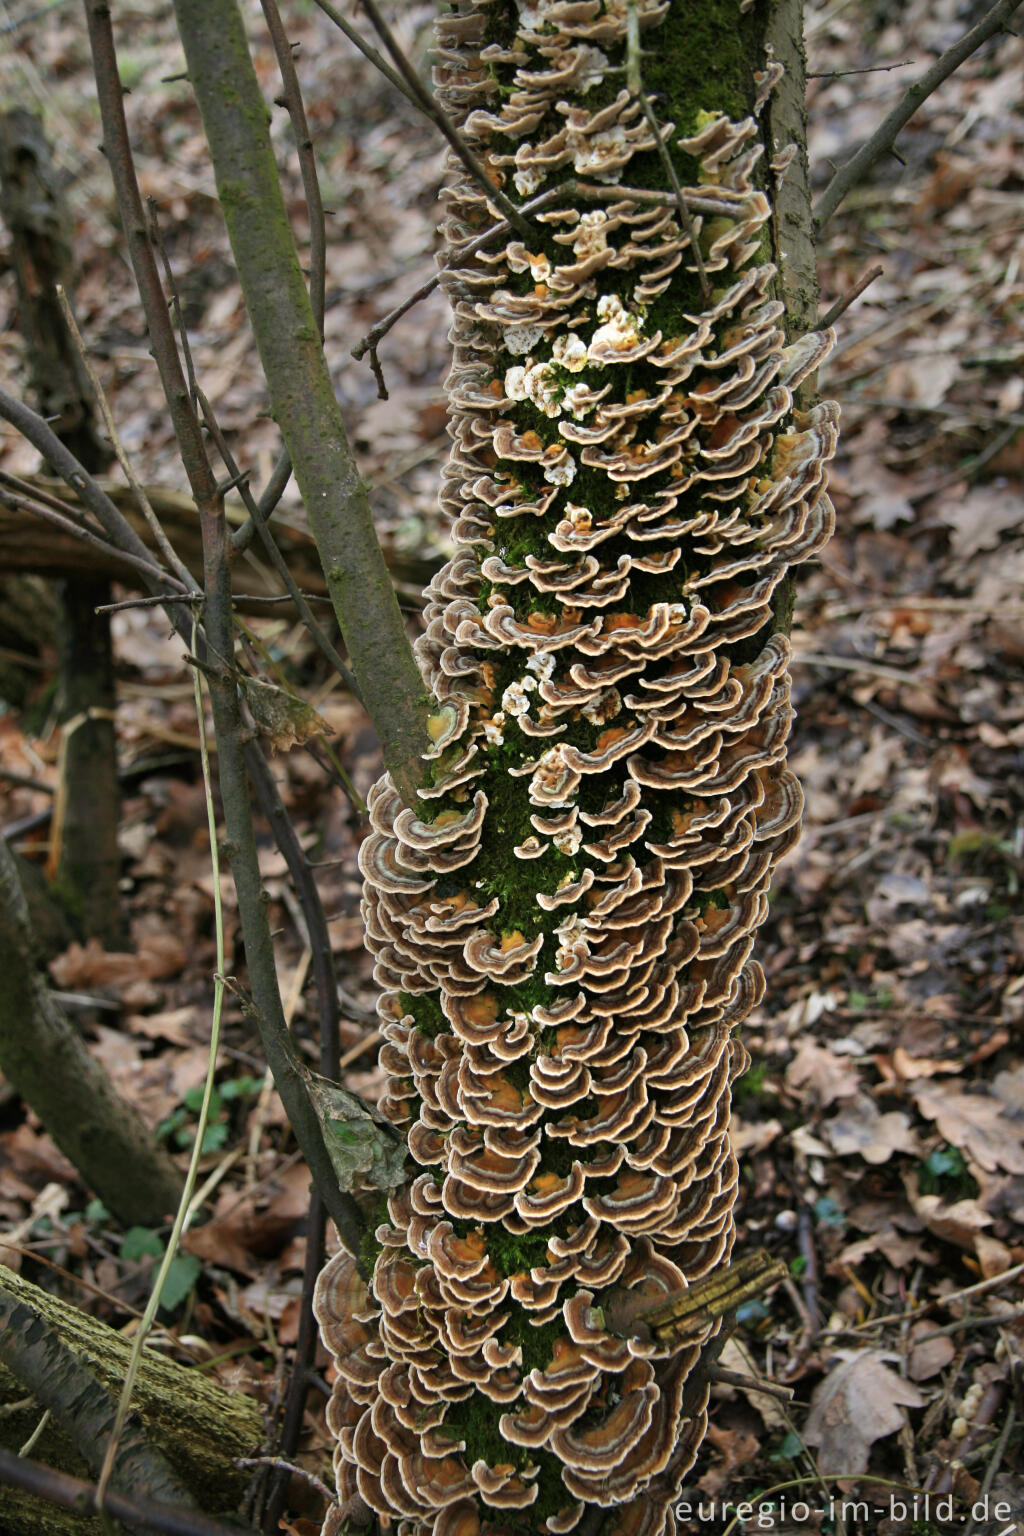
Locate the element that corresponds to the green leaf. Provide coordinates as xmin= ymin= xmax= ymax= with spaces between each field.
xmin=85 ymin=1198 xmax=111 ymax=1225
xmin=158 ymin=1254 xmax=202 ymax=1312
xmin=201 ymin=1121 xmax=230 ymax=1153
xmin=183 ymin=1085 xmax=221 ymax=1116
xmin=122 ymin=1226 xmax=164 ymax=1261
xmin=220 ymin=1075 xmax=261 ymax=1100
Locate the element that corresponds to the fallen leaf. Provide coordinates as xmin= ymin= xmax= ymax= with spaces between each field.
xmin=715 ymin=1337 xmax=788 ymax=1431
xmin=906 ymin=1180 xmax=994 ymax=1253
xmin=993 ymin=1065 xmax=1024 ymax=1118
xmin=803 ymin=1352 xmax=926 ymax=1474
xmin=825 ymin=1095 xmax=920 ymax=1164
xmin=890 ymin=1047 xmax=961 ymax=1082
xmin=732 ymin=1115 xmax=782 ymax=1155
xmin=910 ymin=1081 xmax=1024 ymax=1174
xmin=50 ymin=933 xmax=186 ymax=989
xmin=938 ymin=481 xmax=1023 ymax=560
xmin=907 ymin=1321 xmax=956 ymax=1382
xmin=786 ymin=1039 xmax=861 ymax=1107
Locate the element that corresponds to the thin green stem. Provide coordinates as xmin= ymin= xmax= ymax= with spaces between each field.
xmin=95 ymin=618 xmax=228 ymax=1512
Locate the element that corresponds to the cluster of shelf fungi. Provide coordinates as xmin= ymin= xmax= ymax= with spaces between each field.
xmin=316 ymin=1 xmax=836 ymax=1531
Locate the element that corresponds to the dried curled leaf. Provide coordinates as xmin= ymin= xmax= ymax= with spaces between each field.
xmin=304 ymin=1069 xmax=407 ymax=1193
xmin=237 ymin=675 xmax=328 ymax=753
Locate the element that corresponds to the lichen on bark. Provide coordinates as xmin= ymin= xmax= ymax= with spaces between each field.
xmin=316 ymin=3 xmax=837 ymax=1533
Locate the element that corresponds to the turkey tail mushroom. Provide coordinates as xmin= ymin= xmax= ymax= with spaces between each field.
xmin=315 ymin=2 xmax=835 ymax=1532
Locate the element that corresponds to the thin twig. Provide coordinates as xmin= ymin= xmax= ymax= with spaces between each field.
xmin=148 ymin=196 xmax=203 ymax=410
xmin=792 ymin=650 xmax=931 ymax=687
xmin=337 ymin=1028 xmax=383 ymax=1071
xmin=818 ymin=262 xmax=885 ymax=329
xmin=815 ymin=0 xmax=1024 ymax=229
xmin=808 ymin=59 xmax=914 ymax=79
xmin=55 ymin=283 xmax=199 ymax=592
xmin=84 ymin=1 xmax=222 ymax=517
xmin=625 ymin=0 xmax=709 ymax=299
xmin=87 ymin=0 xmax=369 ymax=1258
xmin=909 ymin=419 xmax=1021 ymax=504
xmin=707 ymin=1366 xmax=794 ymax=1402
xmin=352 ymin=184 xmax=577 ymax=378
xmin=235 ymin=1456 xmax=336 ymax=1509
xmin=964 ymin=1402 xmax=1016 ymax=1536
xmin=818 ymin=1259 xmax=1024 ymax=1339
xmin=194 ymin=384 xmax=356 ymax=691
xmin=96 ymin=616 xmax=230 ymax=1512
xmin=308 ymin=0 xmax=421 ymax=109
xmin=339 ymin=0 xmax=536 ymax=240
xmin=95 ymin=592 xmax=203 ymax=614
xmin=0 ymin=1447 xmax=255 ymax=1536
xmin=260 ymin=0 xmax=326 ymax=335
xmin=0 ymin=389 xmax=190 ymax=602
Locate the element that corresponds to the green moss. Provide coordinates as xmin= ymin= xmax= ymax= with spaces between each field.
xmin=400 ymin=990 xmax=449 ymax=1038
xmin=487 ymin=1227 xmax=552 ymax=1278
xmin=358 ymin=1194 xmax=390 ymax=1280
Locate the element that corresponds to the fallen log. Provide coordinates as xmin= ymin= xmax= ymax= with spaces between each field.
xmin=0 ymin=1265 xmax=263 ymax=1536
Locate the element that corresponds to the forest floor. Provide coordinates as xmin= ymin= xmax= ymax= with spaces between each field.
xmin=0 ymin=0 xmax=1022 ymax=1532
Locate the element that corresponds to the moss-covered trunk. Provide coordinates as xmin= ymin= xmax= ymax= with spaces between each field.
xmin=315 ymin=3 xmax=830 ymax=1533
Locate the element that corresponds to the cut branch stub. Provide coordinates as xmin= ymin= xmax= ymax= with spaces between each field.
xmin=315 ymin=3 xmax=837 ymax=1533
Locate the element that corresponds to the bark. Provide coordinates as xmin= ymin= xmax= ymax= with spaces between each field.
xmin=0 ymin=1265 xmax=260 ymax=1536
xmin=0 ymin=836 xmax=183 ymax=1227
xmin=171 ymin=0 xmax=433 ymax=807
xmin=0 ymin=108 xmax=121 ymax=943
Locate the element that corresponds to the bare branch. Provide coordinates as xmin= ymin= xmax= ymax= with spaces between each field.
xmin=56 ymin=283 xmax=198 ymax=590
xmin=0 ymin=481 xmax=182 ymax=589
xmin=352 ymin=184 xmax=583 ymax=382
xmin=818 ymin=262 xmax=884 ymax=329
xmin=0 ymin=1448 xmax=254 ymax=1536
xmin=81 ymin=2 xmax=377 ymax=1258
xmin=625 ymin=1 xmax=709 ymax=300
xmin=260 ymin=0 xmax=327 ymax=336
xmin=309 ymin=0 xmax=422 ymax=111
xmin=193 ymin=383 xmax=358 ymax=693
xmin=83 ymin=1 xmax=222 ymax=519
xmin=0 ymin=387 xmax=190 ymax=596
xmin=353 ymin=0 xmax=536 ymax=240
xmin=814 ymin=0 xmax=1023 ymax=229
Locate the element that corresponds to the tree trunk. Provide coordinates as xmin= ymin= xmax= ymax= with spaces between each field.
xmin=0 ymin=1265 xmax=261 ymax=1536
xmin=0 ymin=107 xmax=121 ymax=944
xmin=315 ymin=2 xmax=834 ymax=1533
xmin=0 ymin=835 xmax=184 ymax=1228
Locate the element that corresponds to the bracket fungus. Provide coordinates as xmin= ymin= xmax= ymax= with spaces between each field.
xmin=316 ymin=3 xmax=836 ymax=1533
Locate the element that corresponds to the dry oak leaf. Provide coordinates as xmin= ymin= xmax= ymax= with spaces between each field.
xmin=787 ymin=1039 xmax=861 ymax=1107
xmin=910 ymin=1081 xmax=1024 ymax=1174
xmin=825 ymin=1093 xmax=920 ymax=1164
xmin=49 ymin=933 xmax=187 ymax=989
xmin=906 ymin=1321 xmax=956 ymax=1383
xmin=803 ymin=1351 xmax=926 ymax=1475
xmin=904 ymin=1177 xmax=994 ymax=1254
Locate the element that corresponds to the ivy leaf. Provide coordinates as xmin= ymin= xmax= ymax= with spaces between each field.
xmin=159 ymin=1254 xmax=202 ymax=1312
xmin=121 ymin=1226 xmax=164 ymax=1261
